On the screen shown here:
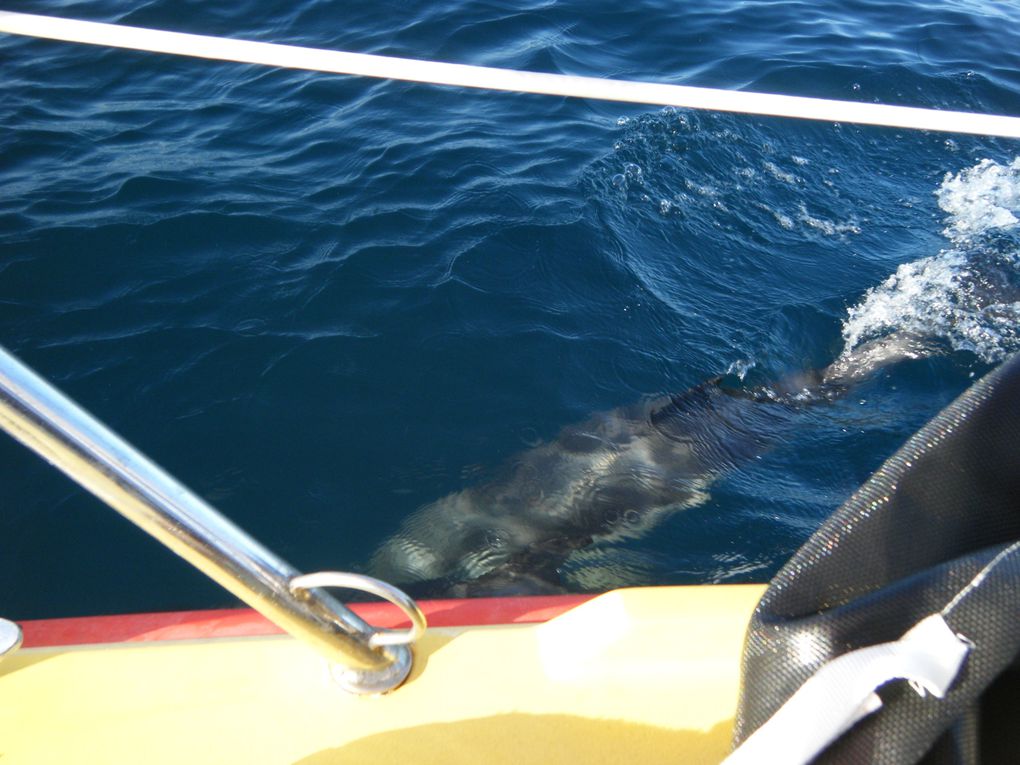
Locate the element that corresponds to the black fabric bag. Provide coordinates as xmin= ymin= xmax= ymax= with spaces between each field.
xmin=733 ymin=353 xmax=1020 ymax=764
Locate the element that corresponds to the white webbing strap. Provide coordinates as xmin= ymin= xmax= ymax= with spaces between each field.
xmin=723 ymin=614 xmax=970 ymax=765
xmin=1 ymin=11 xmax=1020 ymax=139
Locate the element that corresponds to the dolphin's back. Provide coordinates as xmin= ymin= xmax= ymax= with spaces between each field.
xmin=649 ymin=378 xmax=792 ymax=470
xmin=369 ymin=376 xmax=797 ymax=593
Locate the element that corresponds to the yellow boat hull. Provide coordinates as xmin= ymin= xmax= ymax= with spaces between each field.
xmin=0 ymin=584 xmax=762 ymax=764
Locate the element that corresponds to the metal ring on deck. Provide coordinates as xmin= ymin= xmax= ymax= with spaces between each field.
xmin=0 ymin=618 xmax=22 ymax=662
xmin=289 ymin=572 xmax=426 ymax=648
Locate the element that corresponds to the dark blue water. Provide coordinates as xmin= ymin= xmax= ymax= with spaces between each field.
xmin=2 ymin=0 xmax=1019 ymax=619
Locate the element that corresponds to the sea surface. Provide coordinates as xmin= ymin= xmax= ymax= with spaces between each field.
xmin=2 ymin=0 xmax=1019 ymax=619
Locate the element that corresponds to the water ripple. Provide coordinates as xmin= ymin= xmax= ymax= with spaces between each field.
xmin=2 ymin=0 xmax=1019 ymax=615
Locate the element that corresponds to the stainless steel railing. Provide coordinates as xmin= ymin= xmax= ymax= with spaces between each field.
xmin=0 ymin=344 xmax=423 ymax=693
xmin=0 ymin=618 xmax=21 ymax=662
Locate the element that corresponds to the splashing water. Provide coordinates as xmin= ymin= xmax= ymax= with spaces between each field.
xmin=841 ymin=158 xmax=1020 ymax=364
xmin=937 ymin=158 xmax=1020 ymax=241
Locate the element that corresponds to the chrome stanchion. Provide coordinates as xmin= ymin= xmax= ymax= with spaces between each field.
xmin=0 ymin=618 xmax=21 ymax=663
xmin=0 ymin=345 xmax=423 ymax=693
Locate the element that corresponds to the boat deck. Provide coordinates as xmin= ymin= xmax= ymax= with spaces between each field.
xmin=0 ymin=584 xmax=762 ymax=764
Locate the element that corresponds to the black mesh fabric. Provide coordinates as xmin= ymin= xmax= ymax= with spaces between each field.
xmin=733 ymin=353 xmax=1020 ymax=764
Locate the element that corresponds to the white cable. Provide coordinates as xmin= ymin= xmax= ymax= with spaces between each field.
xmin=2 ymin=10 xmax=1019 ymax=138
xmin=723 ymin=614 xmax=970 ymax=765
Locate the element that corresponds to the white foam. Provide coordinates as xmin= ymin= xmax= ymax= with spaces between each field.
xmin=840 ymin=158 xmax=1020 ymax=364
xmin=773 ymin=211 xmax=795 ymax=230
xmin=763 ymin=160 xmax=799 ymax=185
xmin=797 ymin=204 xmax=861 ymax=236
xmin=726 ymin=358 xmax=757 ymax=380
xmin=936 ymin=157 xmax=1020 ymax=241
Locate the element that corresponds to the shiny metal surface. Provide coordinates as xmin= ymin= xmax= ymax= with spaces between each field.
xmin=290 ymin=572 xmax=427 ymax=648
xmin=0 ymin=345 xmax=412 ymax=693
xmin=0 ymin=618 xmax=22 ymax=662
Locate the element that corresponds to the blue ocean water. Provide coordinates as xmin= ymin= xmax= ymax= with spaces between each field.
xmin=1 ymin=0 xmax=1019 ymax=618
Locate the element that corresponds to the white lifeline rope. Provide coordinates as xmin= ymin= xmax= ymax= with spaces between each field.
xmin=722 ymin=614 xmax=971 ymax=765
xmin=2 ymin=11 xmax=1020 ymax=139
xmin=724 ymin=543 xmax=1019 ymax=764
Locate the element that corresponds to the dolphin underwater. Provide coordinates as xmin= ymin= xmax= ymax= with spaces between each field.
xmin=368 ymin=332 xmax=933 ymax=598
xmin=367 ymin=157 xmax=1020 ymax=596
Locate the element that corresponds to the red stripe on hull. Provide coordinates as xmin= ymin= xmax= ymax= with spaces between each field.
xmin=19 ymin=594 xmax=594 ymax=648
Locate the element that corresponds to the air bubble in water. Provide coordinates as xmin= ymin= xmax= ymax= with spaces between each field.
xmin=624 ymin=163 xmax=643 ymax=181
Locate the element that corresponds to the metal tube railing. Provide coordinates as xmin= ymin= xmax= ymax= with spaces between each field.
xmin=0 ymin=344 xmax=415 ymax=693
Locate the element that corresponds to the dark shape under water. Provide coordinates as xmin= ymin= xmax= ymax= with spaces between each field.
xmin=369 ymin=332 xmax=934 ymax=597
